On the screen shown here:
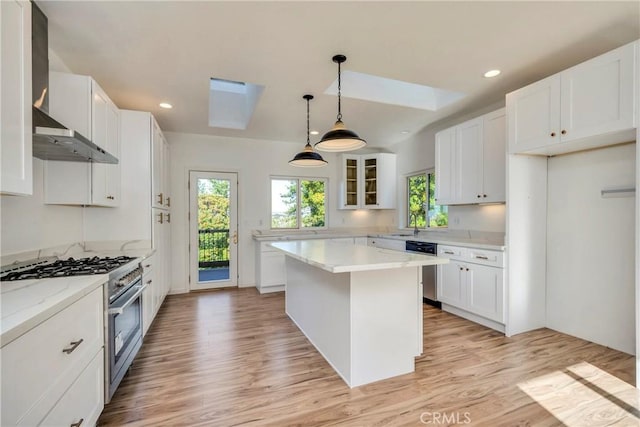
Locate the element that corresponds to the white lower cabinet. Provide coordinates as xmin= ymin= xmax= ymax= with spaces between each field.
xmin=437 ymin=245 xmax=505 ymax=330
xmin=256 ymin=242 xmax=286 ymax=293
xmin=0 ymin=285 xmax=104 ymax=426
xmin=141 ymin=254 xmax=157 ymax=336
xmin=40 ymin=349 xmax=104 ymax=427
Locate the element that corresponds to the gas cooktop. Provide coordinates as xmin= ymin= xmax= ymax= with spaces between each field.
xmin=0 ymin=256 xmax=136 ymax=281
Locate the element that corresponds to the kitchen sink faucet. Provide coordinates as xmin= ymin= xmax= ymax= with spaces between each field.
xmin=410 ymin=213 xmax=419 ymax=236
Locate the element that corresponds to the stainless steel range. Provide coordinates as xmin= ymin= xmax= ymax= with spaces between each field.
xmin=1 ymin=255 xmax=145 ymax=402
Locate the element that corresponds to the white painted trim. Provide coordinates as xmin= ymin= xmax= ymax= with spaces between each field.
xmin=441 ymin=304 xmax=506 ymax=333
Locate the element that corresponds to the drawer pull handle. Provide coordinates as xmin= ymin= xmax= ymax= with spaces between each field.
xmin=157 ymin=193 xmax=164 ymax=205
xmin=146 ymin=280 xmax=152 ymax=285
xmin=166 ymin=197 xmax=171 ymax=207
xmin=444 ymin=251 xmax=454 ymax=255
xmin=475 ymin=255 xmax=489 ymax=260
xmin=144 ymin=264 xmax=151 ymax=268
xmin=70 ymin=418 xmax=84 ymax=427
xmin=62 ymin=339 xmax=84 ymax=354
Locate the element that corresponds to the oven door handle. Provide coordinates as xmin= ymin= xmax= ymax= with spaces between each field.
xmin=108 ymin=283 xmax=147 ymax=315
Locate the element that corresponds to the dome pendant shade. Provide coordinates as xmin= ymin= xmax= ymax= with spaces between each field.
xmin=289 ymin=142 xmax=328 ymax=167
xmin=315 ymin=54 xmax=366 ymax=152
xmin=315 ymin=120 xmax=366 ymax=152
xmin=289 ymin=94 xmax=328 ymax=167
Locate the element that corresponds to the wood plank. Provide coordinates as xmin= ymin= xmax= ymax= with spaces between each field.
xmin=99 ymin=288 xmax=637 ymax=426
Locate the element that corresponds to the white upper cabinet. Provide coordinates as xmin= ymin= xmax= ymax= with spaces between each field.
xmin=338 ymin=153 xmax=396 ymax=209
xmin=435 ymin=108 xmax=506 ymax=205
xmin=45 ymin=73 xmax=121 ymax=206
xmin=482 ymin=109 xmax=507 ymax=203
xmin=456 ymin=117 xmax=484 ymax=203
xmin=152 ymin=119 xmax=170 ymax=209
xmin=508 ymin=40 xmax=638 ymax=156
xmin=0 ymin=0 xmax=33 ymax=196
xmin=434 ymin=126 xmax=456 ymax=205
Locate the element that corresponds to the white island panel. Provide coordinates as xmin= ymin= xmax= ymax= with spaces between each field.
xmin=273 ymin=239 xmax=445 ymax=387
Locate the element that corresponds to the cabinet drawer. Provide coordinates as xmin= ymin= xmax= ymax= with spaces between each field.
xmin=437 ymin=245 xmax=466 ymax=259
xmin=141 ymin=253 xmax=156 ymax=275
xmin=466 ymin=249 xmax=504 ymax=267
xmin=40 ymin=349 xmax=104 ymax=427
xmin=1 ymin=286 xmax=104 ymax=426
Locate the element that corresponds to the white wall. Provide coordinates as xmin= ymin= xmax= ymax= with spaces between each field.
xmin=165 ymin=131 xmax=391 ymax=293
xmin=0 ymin=158 xmax=84 ymax=255
xmin=391 ymin=101 xmax=506 ymax=233
xmin=0 ymin=49 xmax=84 ymax=256
xmin=547 ymin=143 xmax=636 ymax=354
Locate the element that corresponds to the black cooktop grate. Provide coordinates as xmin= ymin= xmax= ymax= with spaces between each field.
xmin=1 ymin=256 xmax=135 ymax=281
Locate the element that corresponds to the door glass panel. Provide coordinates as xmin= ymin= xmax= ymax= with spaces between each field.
xmin=346 ymin=158 xmax=358 ymax=206
xmin=197 ymin=178 xmax=230 ymax=282
xmin=364 ymin=158 xmax=377 ymax=205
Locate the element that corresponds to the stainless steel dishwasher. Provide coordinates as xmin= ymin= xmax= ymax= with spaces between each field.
xmin=405 ymin=241 xmax=441 ymax=308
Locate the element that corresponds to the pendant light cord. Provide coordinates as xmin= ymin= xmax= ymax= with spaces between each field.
xmin=306 ymin=97 xmax=311 ymax=145
xmin=337 ymin=60 xmax=342 ymax=122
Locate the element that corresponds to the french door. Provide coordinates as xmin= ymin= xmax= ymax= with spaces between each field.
xmin=189 ymin=171 xmax=238 ymax=290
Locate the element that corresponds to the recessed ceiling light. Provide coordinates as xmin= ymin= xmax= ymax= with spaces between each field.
xmin=159 ymin=102 xmax=173 ymax=109
xmin=483 ymin=69 xmax=501 ymax=78
xmin=310 ymin=130 xmax=319 ymax=135
xmin=401 ymin=130 xmax=410 ymax=134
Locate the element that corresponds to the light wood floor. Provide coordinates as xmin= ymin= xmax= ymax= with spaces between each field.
xmin=99 ymin=288 xmax=638 ymax=426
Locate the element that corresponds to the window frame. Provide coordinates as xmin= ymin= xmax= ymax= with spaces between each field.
xmin=270 ymin=176 xmax=328 ymax=230
xmin=405 ymin=169 xmax=448 ymax=230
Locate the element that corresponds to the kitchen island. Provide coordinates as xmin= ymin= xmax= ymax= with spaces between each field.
xmin=269 ymin=239 xmax=447 ymax=387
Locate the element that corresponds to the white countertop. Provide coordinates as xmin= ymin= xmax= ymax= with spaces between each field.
xmin=269 ymin=239 xmax=448 ymax=273
xmin=1 ymin=275 xmax=107 ymax=347
xmin=368 ymin=234 xmax=506 ymax=251
xmin=252 ymin=228 xmax=504 ymax=251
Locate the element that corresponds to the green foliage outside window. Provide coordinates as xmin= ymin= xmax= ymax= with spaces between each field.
xmin=407 ymin=172 xmax=448 ymax=228
xmin=272 ymin=178 xmax=326 ymax=229
xmin=197 ymin=179 xmax=231 ymax=264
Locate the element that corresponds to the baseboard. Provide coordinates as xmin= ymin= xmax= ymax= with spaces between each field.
xmin=441 ymin=304 xmax=505 ymax=333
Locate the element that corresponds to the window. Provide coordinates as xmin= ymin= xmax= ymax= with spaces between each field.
xmin=271 ymin=178 xmax=327 ymax=229
xmin=407 ymin=171 xmax=448 ymax=228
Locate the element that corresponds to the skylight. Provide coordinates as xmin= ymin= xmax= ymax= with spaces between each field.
xmin=209 ymin=78 xmax=264 ymax=130
xmin=324 ymin=71 xmax=466 ymax=111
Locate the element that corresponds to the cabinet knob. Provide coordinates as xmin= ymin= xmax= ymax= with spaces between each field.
xmin=483 ymin=194 xmax=487 ymax=198
xmin=477 ymin=195 xmax=481 ymax=198
xmin=561 ymin=130 xmax=567 ymax=135
xmin=466 ymin=268 xmax=469 ymax=271
xmin=459 ymin=267 xmax=463 ymax=271
xmin=550 ymin=132 xmax=556 ymax=137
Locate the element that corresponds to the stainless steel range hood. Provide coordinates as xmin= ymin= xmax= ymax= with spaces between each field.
xmin=31 ymin=2 xmax=118 ymax=164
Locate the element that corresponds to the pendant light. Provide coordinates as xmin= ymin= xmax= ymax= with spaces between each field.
xmin=289 ymin=94 xmax=328 ymax=167
xmin=315 ymin=54 xmax=366 ymax=152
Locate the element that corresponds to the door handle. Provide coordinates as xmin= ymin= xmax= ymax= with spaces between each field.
xmin=233 ymin=231 xmax=238 ymax=245
xmin=62 ymin=339 xmax=84 ymax=354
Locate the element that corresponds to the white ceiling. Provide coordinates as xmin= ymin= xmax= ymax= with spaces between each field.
xmin=39 ymin=1 xmax=640 ymax=149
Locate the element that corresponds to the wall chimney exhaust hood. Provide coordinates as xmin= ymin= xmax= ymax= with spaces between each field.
xmin=31 ymin=2 xmax=117 ymax=164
